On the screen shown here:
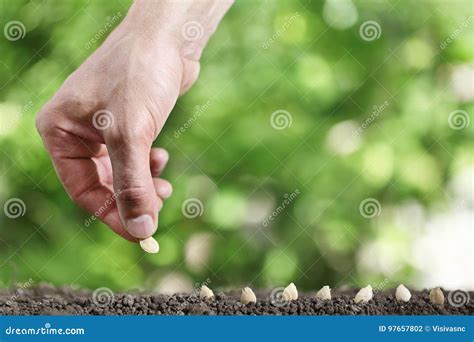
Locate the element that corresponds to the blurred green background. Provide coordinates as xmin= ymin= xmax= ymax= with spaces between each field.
xmin=0 ymin=0 xmax=473 ymax=293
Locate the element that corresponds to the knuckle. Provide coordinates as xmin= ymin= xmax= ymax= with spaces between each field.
xmin=35 ymin=103 xmax=52 ymax=136
xmin=103 ymin=129 xmax=123 ymax=148
xmin=35 ymin=112 xmax=44 ymax=135
xmin=35 ymin=100 xmax=64 ymax=137
xmin=102 ymin=106 xmax=156 ymax=147
xmin=118 ymin=186 xmax=151 ymax=208
xmin=104 ymin=123 xmax=150 ymax=147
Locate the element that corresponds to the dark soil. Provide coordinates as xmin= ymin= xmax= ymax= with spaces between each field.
xmin=1 ymin=284 xmax=472 ymax=315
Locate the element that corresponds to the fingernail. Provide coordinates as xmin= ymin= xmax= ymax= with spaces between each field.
xmin=155 ymin=150 xmax=169 ymax=174
xmin=158 ymin=149 xmax=169 ymax=164
xmin=157 ymin=199 xmax=163 ymax=211
xmin=157 ymin=184 xmax=172 ymax=199
xmin=126 ymin=215 xmax=156 ymax=239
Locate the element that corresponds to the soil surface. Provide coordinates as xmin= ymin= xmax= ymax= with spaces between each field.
xmin=1 ymin=284 xmax=472 ymax=315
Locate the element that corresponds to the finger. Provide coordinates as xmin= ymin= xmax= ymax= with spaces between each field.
xmin=39 ymin=129 xmax=137 ymax=242
xmin=65 ymin=158 xmax=138 ymax=242
xmin=153 ymin=178 xmax=173 ymax=199
xmin=104 ymin=129 xmax=160 ymax=240
xmin=180 ymin=60 xmax=200 ymax=95
xmin=150 ymin=147 xmax=169 ymax=177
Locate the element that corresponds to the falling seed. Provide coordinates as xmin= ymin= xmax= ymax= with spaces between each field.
xmin=316 ymin=285 xmax=331 ymax=300
xmin=395 ymin=284 xmax=411 ymax=302
xmin=430 ymin=287 xmax=444 ymax=305
xmin=139 ymin=237 xmax=160 ymax=254
xmin=199 ymin=285 xmax=214 ymax=299
xmin=240 ymin=287 xmax=257 ymax=305
xmin=282 ymin=282 xmax=298 ymax=301
xmin=354 ymin=285 xmax=373 ymax=303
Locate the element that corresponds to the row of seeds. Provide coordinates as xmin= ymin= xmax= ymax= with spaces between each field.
xmin=199 ymin=283 xmax=446 ymax=305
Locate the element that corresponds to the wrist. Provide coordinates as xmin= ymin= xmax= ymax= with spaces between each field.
xmin=123 ymin=0 xmax=233 ymax=61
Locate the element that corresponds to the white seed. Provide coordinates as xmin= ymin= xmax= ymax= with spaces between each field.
xmin=139 ymin=237 xmax=160 ymax=254
xmin=354 ymin=285 xmax=373 ymax=303
xmin=316 ymin=285 xmax=331 ymax=300
xmin=240 ymin=287 xmax=257 ymax=305
xmin=282 ymin=282 xmax=298 ymax=301
xmin=199 ymin=285 xmax=214 ymax=299
xmin=430 ymin=287 xmax=444 ymax=305
xmin=395 ymin=284 xmax=411 ymax=302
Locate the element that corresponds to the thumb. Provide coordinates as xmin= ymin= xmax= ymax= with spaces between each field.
xmin=104 ymin=130 xmax=160 ymax=239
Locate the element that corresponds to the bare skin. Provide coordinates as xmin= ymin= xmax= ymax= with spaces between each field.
xmin=36 ymin=0 xmax=233 ymax=242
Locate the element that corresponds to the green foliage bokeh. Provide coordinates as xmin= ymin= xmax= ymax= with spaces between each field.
xmin=0 ymin=0 xmax=472 ymax=292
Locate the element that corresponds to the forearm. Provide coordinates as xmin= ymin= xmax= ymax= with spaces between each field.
xmin=122 ymin=0 xmax=234 ymax=60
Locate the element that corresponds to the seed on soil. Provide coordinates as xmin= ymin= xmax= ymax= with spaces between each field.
xmin=316 ymin=285 xmax=331 ymax=300
xmin=354 ymin=285 xmax=373 ymax=303
xmin=430 ymin=287 xmax=444 ymax=305
xmin=139 ymin=237 xmax=160 ymax=254
xmin=282 ymin=282 xmax=298 ymax=301
xmin=2 ymin=284 xmax=472 ymax=315
xmin=199 ymin=285 xmax=214 ymax=300
xmin=240 ymin=287 xmax=257 ymax=305
xmin=395 ymin=284 xmax=411 ymax=302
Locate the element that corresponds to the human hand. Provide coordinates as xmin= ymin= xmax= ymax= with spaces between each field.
xmin=36 ymin=0 xmax=232 ymax=242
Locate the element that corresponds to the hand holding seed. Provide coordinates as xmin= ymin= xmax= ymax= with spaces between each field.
xmin=35 ymin=1 xmax=233 ymax=248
